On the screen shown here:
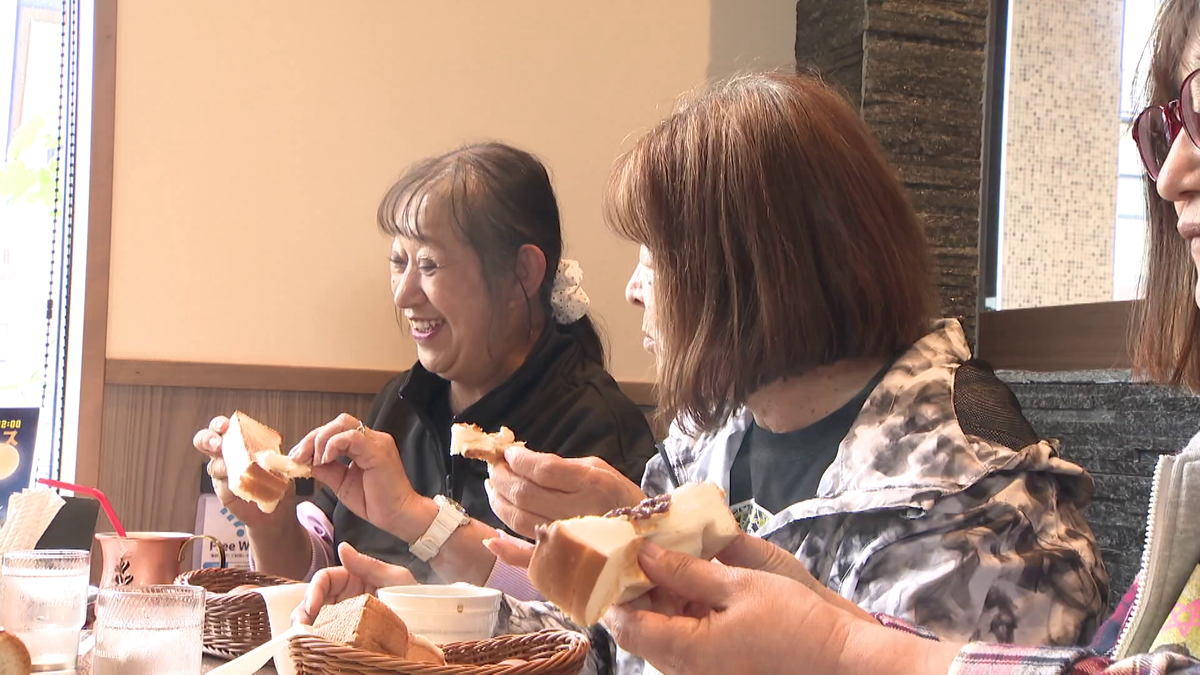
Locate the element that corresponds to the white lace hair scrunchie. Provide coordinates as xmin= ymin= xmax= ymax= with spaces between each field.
xmin=549 ymin=258 xmax=590 ymax=324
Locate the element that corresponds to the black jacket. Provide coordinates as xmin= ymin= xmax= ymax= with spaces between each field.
xmin=312 ymin=325 xmax=655 ymax=581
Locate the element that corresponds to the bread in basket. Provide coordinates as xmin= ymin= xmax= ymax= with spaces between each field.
xmin=289 ymin=629 xmax=589 ymax=675
xmin=292 ymin=594 xmax=589 ymax=675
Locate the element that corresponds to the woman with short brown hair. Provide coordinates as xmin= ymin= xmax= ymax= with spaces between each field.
xmin=485 ymin=72 xmax=1107 ymax=654
xmin=604 ymin=73 xmax=935 ymax=433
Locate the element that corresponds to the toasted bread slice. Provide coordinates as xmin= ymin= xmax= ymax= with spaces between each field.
xmin=449 ymin=423 xmax=517 ymax=464
xmin=223 ymin=411 xmax=302 ymax=513
xmin=528 ymin=482 xmax=739 ymax=626
xmin=313 ymin=594 xmax=410 ymax=657
xmin=405 ymin=634 xmax=446 ymax=665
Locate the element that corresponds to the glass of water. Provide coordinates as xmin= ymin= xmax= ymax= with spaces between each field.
xmin=92 ymin=585 xmax=205 ymax=675
xmin=0 ymin=549 xmax=90 ymax=674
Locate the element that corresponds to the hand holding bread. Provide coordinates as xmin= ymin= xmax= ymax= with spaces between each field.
xmin=526 ymin=482 xmax=741 ymax=626
xmin=603 ymin=540 xmax=961 ymax=675
xmin=193 ymin=414 xmax=298 ymax=527
xmin=289 ymin=413 xmax=420 ymax=539
xmin=294 ymin=542 xmax=417 ymax=626
xmin=461 ymin=425 xmax=646 ymax=538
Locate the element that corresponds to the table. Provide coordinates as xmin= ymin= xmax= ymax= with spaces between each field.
xmin=76 ymin=640 xmax=276 ymax=674
xmin=203 ymin=654 xmax=276 ymax=674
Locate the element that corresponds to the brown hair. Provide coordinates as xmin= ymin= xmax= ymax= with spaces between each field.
xmin=1131 ymin=0 xmax=1200 ymax=391
xmin=604 ymin=73 xmax=935 ymax=432
xmin=377 ymin=142 xmax=605 ymax=365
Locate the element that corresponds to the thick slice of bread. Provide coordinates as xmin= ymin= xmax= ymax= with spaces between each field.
xmin=0 ymin=630 xmax=31 ymax=675
xmin=449 ymin=423 xmax=516 ymax=464
xmin=223 ymin=411 xmax=292 ymax=513
xmin=313 ymin=594 xmax=410 ymax=658
xmin=405 ymin=634 xmax=446 ymax=665
xmin=528 ymin=516 xmax=649 ymax=627
xmin=527 ymin=482 xmax=740 ymax=626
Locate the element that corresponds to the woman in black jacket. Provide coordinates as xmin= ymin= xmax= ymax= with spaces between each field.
xmin=194 ymin=143 xmax=655 ymax=585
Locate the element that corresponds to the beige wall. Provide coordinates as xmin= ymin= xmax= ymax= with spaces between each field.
xmin=999 ymin=0 xmax=1124 ymax=309
xmin=107 ymin=0 xmax=796 ymax=382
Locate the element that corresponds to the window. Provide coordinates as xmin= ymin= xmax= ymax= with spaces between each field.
xmin=983 ymin=0 xmax=1162 ymax=311
xmin=0 ymin=0 xmax=88 ymax=485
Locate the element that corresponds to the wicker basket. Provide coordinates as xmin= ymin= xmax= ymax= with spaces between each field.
xmin=175 ymin=567 xmax=296 ymax=659
xmin=289 ymin=629 xmax=590 ymax=675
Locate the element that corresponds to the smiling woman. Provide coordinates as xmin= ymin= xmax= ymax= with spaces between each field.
xmin=192 ymin=142 xmax=657 ymax=587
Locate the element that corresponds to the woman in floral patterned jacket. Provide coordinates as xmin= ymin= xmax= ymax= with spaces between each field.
xmin=600 ymin=0 xmax=1200 ymax=672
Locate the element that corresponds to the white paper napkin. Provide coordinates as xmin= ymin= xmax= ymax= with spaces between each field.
xmin=257 ymin=583 xmax=309 ymax=675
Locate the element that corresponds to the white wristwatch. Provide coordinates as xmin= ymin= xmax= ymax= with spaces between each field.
xmin=410 ymin=495 xmax=471 ymax=562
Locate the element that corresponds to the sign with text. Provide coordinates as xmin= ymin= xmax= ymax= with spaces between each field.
xmin=0 ymin=408 xmax=39 ymax=517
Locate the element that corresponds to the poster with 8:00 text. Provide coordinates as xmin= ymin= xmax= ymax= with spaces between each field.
xmin=0 ymin=408 xmax=39 ymax=517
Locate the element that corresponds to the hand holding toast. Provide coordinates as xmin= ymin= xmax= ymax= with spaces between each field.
xmin=603 ymin=541 xmax=959 ymax=675
xmin=484 ymin=445 xmax=646 ymax=538
xmin=293 ymin=542 xmax=417 ymax=626
xmin=290 ymin=413 xmax=419 ymax=539
xmin=193 ymin=415 xmax=294 ymax=529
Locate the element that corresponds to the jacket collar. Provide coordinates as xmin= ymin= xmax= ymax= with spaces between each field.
xmin=668 ymin=319 xmax=1082 ymax=535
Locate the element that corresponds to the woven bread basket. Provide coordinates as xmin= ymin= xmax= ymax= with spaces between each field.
xmin=289 ymin=629 xmax=590 ymax=675
xmin=175 ymin=567 xmax=296 ymax=659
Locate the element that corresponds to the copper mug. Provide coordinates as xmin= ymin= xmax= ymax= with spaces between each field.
xmin=95 ymin=532 xmax=226 ymax=588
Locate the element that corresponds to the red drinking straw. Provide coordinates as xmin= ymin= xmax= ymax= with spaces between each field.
xmin=37 ymin=478 xmax=127 ymax=538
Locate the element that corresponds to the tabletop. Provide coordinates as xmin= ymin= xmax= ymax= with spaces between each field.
xmin=202 ymin=654 xmax=276 ymax=674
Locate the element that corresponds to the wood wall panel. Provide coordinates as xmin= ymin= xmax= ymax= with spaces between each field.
xmin=98 ymin=384 xmax=373 ymax=534
xmin=976 ymin=301 xmax=1132 ymax=371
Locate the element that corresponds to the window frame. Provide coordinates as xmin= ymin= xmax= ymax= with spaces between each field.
xmin=974 ymin=0 xmax=1137 ymax=371
xmin=65 ymin=0 xmax=113 ymax=488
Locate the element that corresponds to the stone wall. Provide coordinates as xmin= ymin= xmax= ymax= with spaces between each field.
xmin=796 ymin=0 xmax=987 ymax=338
xmin=1002 ymin=371 xmax=1200 ymax=607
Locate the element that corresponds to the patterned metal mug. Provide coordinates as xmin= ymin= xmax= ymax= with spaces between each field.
xmin=95 ymin=532 xmax=225 ymax=588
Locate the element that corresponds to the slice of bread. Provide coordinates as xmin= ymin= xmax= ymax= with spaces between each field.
xmin=223 ymin=411 xmax=292 ymax=513
xmin=449 ymin=423 xmax=517 ymax=464
xmin=0 ymin=629 xmax=31 ymax=675
xmin=313 ymin=594 xmax=411 ymax=658
xmin=527 ymin=482 xmax=740 ymax=626
xmin=405 ymin=634 xmax=446 ymax=665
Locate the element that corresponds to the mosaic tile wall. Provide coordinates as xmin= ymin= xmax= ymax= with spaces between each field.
xmin=1000 ymin=0 xmax=1125 ymax=309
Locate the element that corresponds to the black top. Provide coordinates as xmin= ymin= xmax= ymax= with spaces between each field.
xmin=312 ymin=324 xmax=656 ymax=581
xmin=728 ymin=362 xmax=890 ymax=534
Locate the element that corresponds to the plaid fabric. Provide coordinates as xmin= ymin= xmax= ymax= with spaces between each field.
xmin=1093 ymin=577 xmax=1142 ymax=655
xmin=873 ymin=610 xmax=1200 ymax=674
xmin=873 ymin=613 xmax=943 ymax=641
xmin=948 ymin=643 xmax=1200 ymax=674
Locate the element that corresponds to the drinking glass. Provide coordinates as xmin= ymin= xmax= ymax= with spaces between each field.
xmin=0 ymin=549 xmax=90 ymax=674
xmin=92 ymin=585 xmax=205 ymax=675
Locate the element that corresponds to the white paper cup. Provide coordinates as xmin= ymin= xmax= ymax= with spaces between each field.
xmin=377 ymin=583 xmax=502 ymax=644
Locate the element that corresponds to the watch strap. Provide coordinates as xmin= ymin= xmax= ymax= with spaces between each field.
xmin=410 ymin=495 xmax=470 ymax=562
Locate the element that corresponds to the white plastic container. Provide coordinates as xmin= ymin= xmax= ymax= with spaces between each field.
xmin=377 ymin=583 xmax=502 ymax=644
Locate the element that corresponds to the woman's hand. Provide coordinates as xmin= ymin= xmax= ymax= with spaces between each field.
xmin=604 ymin=542 xmax=961 ymax=675
xmin=193 ymin=416 xmax=293 ymax=529
xmin=290 ymin=413 xmax=420 ymax=539
xmin=292 ymin=543 xmax=416 ymax=625
xmin=482 ymin=531 xmax=535 ymax=569
xmin=485 ymin=446 xmax=646 ymax=538
xmin=714 ymin=534 xmax=873 ymax=621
